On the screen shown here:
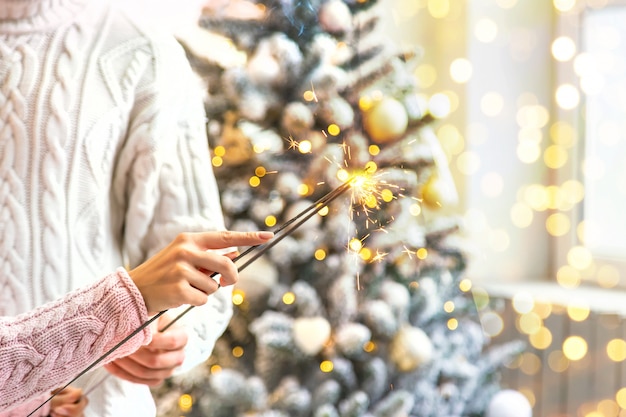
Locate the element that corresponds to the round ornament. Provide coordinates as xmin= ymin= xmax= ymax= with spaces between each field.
xmin=486 ymin=390 xmax=532 ymax=417
xmin=420 ymin=174 xmax=458 ymax=209
xmin=292 ymin=316 xmax=332 ymax=356
xmin=319 ymin=0 xmax=353 ymax=34
xmin=389 ymin=325 xmax=433 ymax=372
xmin=362 ymin=97 xmax=409 ymax=144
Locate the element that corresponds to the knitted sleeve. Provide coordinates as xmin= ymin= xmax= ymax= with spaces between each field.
xmin=111 ymin=30 xmax=232 ymax=372
xmin=0 ymin=269 xmax=151 ymax=413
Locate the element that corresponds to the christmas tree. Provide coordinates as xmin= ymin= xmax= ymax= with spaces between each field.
xmin=153 ymin=0 xmax=528 ymax=416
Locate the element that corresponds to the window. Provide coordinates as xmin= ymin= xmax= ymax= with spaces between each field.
xmin=555 ymin=0 xmax=626 ymax=287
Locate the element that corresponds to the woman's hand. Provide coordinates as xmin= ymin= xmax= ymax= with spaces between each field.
xmin=49 ymin=386 xmax=87 ymax=417
xmin=129 ymin=230 xmax=273 ymax=315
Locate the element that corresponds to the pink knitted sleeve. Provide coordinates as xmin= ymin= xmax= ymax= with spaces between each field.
xmin=0 ymin=268 xmax=152 ymax=413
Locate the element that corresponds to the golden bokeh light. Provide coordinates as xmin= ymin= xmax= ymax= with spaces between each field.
xmin=546 ymin=212 xmax=571 ymax=236
xmin=265 ymin=215 xmax=277 ymax=227
xmin=553 ymin=0 xmax=577 ymax=12
xmin=518 ymin=311 xmax=542 ymax=335
xmin=566 ymin=302 xmax=590 ymax=322
xmin=414 ymin=64 xmax=437 ymax=89
xmin=597 ymin=265 xmax=620 ymax=288
xmin=459 ymin=278 xmax=472 ymax=292
xmin=314 ymin=249 xmax=326 ymax=261
xmin=567 ymin=245 xmax=593 ymax=270
xmin=556 ymin=264 xmax=581 ymax=288
xmin=447 ymin=318 xmax=459 ymax=330
xmin=320 ymin=360 xmax=334 ymax=373
xmin=450 ymin=58 xmax=473 ymax=83
xmin=607 ymin=339 xmax=626 ymax=362
xmin=443 ymin=301 xmax=455 ymax=313
xmin=529 ymin=326 xmax=552 ymax=350
xmin=548 ymin=350 xmax=570 ymax=372
xmin=474 ymin=17 xmax=498 ymax=43
xmin=563 ymin=335 xmax=588 ymax=361
xmin=232 ymin=346 xmax=244 ymax=358
xmin=616 ymin=387 xmax=626 ymax=409
xmin=517 ymin=141 xmax=541 ymax=164
xmin=544 ymin=145 xmax=568 ymax=169
xmin=178 ymin=394 xmax=193 ymax=412
xmin=549 ymin=121 xmax=576 ymax=147
xmin=427 ymin=0 xmax=449 ymax=18
xmin=520 ymin=352 xmax=542 ymax=375
xmin=282 ymin=292 xmax=296 ymax=305
xmin=232 ymin=289 xmax=245 ymax=306
xmin=551 ymin=36 xmax=577 ymax=62
xmin=555 ymin=83 xmax=580 ymax=110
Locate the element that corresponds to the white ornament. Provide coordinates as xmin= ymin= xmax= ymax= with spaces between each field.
xmin=247 ymin=50 xmax=281 ymax=85
xmin=319 ymin=0 xmax=353 ymax=34
xmin=389 ymin=325 xmax=434 ymax=372
xmin=235 ymin=255 xmax=278 ymax=300
xmin=292 ymin=316 xmax=332 ymax=356
xmin=486 ymin=390 xmax=532 ymax=417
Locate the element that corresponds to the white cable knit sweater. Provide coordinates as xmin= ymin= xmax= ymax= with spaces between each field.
xmin=0 ymin=0 xmax=230 ymax=415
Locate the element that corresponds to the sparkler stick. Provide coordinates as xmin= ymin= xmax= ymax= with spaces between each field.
xmin=28 ymin=176 xmax=356 ymax=417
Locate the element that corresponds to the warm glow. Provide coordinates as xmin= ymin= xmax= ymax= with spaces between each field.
xmin=552 ymin=36 xmax=576 ymax=62
xmin=282 ymin=292 xmax=296 ymax=305
xmin=555 ymin=84 xmax=580 ymax=110
xmin=566 ymin=302 xmax=590 ymax=322
xmin=249 ymin=176 xmax=261 ymax=187
xmin=474 ymin=18 xmax=498 ymax=43
xmin=567 ymin=245 xmax=593 ymax=270
xmin=553 ymin=0 xmax=576 ymax=12
xmin=320 ymin=360 xmax=334 ymax=373
xmin=546 ymin=213 xmax=570 ymax=236
xmin=232 ymin=346 xmax=244 ymax=358
xmin=518 ymin=312 xmax=542 ymax=335
xmin=607 ymin=339 xmax=626 ymax=362
xmin=447 ymin=318 xmax=458 ymax=330
xmin=563 ymin=336 xmax=588 ymax=361
xmin=314 ymin=249 xmax=326 ymax=261
xmin=556 ymin=265 xmax=581 ymax=288
xmin=428 ymin=0 xmax=450 ymax=18
xmin=529 ymin=326 xmax=552 ymax=350
xmin=179 ymin=394 xmax=193 ymax=412
xmin=265 ymin=215 xmax=277 ymax=227
xmin=548 ymin=350 xmax=569 ymax=372
xmin=450 ymin=58 xmax=473 ymax=83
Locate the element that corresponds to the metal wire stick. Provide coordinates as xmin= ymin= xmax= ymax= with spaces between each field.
xmin=28 ymin=177 xmax=354 ymax=416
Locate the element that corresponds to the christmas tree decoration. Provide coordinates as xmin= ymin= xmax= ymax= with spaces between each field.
xmin=361 ymin=96 xmax=409 ymax=144
xmin=152 ymin=0 xmax=527 ymax=416
xmin=485 ymin=389 xmax=532 ymax=417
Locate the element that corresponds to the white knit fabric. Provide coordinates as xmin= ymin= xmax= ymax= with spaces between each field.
xmin=0 ymin=0 xmax=230 ymax=415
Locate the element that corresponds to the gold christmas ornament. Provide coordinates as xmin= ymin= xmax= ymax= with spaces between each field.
xmin=420 ymin=173 xmax=458 ymax=209
xmin=362 ymin=97 xmax=409 ymax=144
xmin=389 ymin=325 xmax=434 ymax=372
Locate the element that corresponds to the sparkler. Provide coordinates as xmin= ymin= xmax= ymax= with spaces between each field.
xmin=27 ymin=174 xmax=361 ymax=417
